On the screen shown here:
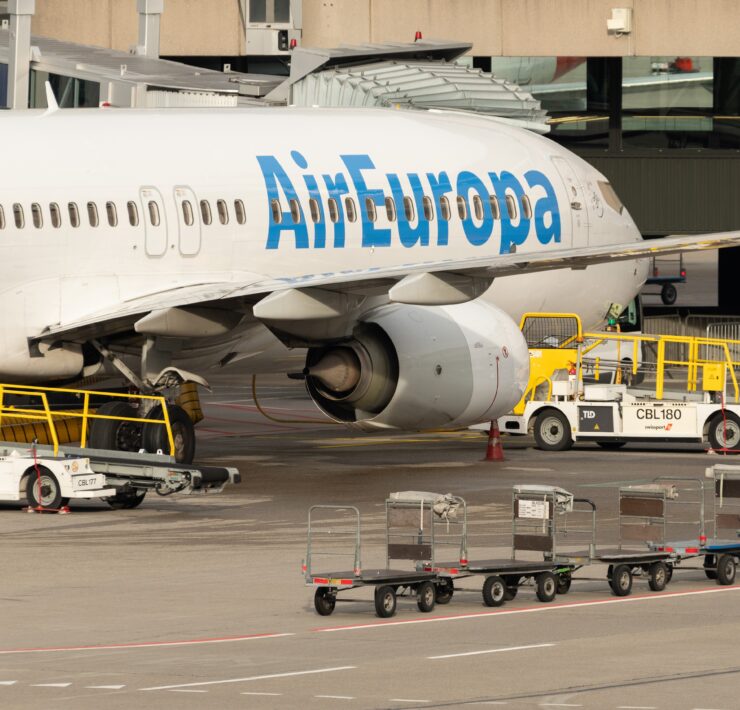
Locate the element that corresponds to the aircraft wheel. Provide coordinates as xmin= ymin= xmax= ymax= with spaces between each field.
xmin=142 ymin=404 xmax=196 ymax=464
xmin=533 ymin=409 xmax=573 ymax=451
xmin=88 ymin=401 xmax=141 ymax=453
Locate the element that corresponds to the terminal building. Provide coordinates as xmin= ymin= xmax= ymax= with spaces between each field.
xmin=3 ymin=0 xmax=740 ymax=316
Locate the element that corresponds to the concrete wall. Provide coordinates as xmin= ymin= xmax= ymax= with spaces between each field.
xmin=27 ymin=0 xmax=740 ymax=57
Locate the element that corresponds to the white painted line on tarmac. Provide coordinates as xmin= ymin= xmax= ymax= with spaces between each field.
xmin=316 ymin=695 xmax=355 ymax=700
xmin=141 ymin=666 xmax=357 ymax=691
xmin=0 ymin=681 xmax=17 ymax=686
xmin=0 ymin=631 xmax=294 ymax=655
xmin=616 ymin=707 xmax=656 ymax=709
xmin=316 ymin=584 xmax=740 ymax=633
xmin=86 ymin=685 xmax=126 ymax=690
xmin=429 ymin=643 xmax=555 ymax=660
xmin=540 ymin=705 xmax=582 ymax=708
xmin=241 ymin=692 xmax=283 ymax=696
xmin=32 ymin=683 xmax=72 ymax=688
xmin=504 ymin=467 xmax=554 ymax=472
xmin=390 ymin=700 xmax=430 ymax=704
xmin=168 ymin=689 xmax=208 ymax=693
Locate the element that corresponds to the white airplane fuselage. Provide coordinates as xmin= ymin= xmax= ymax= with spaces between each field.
xmin=0 ymin=106 xmax=646 ymax=385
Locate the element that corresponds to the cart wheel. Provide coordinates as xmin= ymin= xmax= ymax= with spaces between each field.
xmin=26 ymin=467 xmax=67 ymax=509
xmin=665 ymin=565 xmax=673 ymax=584
xmin=704 ymin=554 xmax=718 ymax=580
xmin=416 ymin=581 xmax=436 ymax=613
xmin=536 ymin=572 xmax=557 ymax=603
xmin=533 ymin=409 xmax=573 ymax=451
xmin=609 ymin=564 xmax=633 ymax=596
xmin=374 ymin=585 xmax=397 ymax=618
xmin=482 ymin=575 xmax=507 ymax=607
xmin=661 ymin=283 xmax=677 ymax=305
xmin=556 ymin=572 xmax=572 ymax=594
xmin=716 ymin=555 xmax=736 ymax=586
xmin=708 ymin=413 xmax=740 ymax=451
xmin=503 ymin=575 xmax=519 ymax=600
xmin=313 ymin=587 xmax=336 ymax=616
xmin=648 ymin=561 xmax=668 ymax=592
xmin=435 ymin=579 xmax=454 ymax=605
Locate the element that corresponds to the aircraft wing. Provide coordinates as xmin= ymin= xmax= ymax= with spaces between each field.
xmin=34 ymin=231 xmax=740 ymax=343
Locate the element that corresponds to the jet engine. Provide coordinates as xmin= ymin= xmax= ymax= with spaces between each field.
xmin=305 ymin=301 xmax=529 ymax=431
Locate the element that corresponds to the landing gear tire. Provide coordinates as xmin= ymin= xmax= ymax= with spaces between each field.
xmin=88 ymin=401 xmax=141 ymax=453
xmin=26 ymin=467 xmax=68 ymax=509
xmin=716 ymin=555 xmax=736 ymax=586
xmin=142 ymin=404 xmax=195 ymax=464
xmin=435 ymin=579 xmax=454 ymax=605
xmin=536 ymin=572 xmax=557 ymax=603
xmin=416 ymin=581 xmax=436 ymax=613
xmin=374 ymin=585 xmax=397 ymax=618
xmin=482 ymin=575 xmax=507 ymax=607
xmin=661 ymin=283 xmax=677 ymax=305
xmin=708 ymin=413 xmax=740 ymax=451
xmin=533 ymin=409 xmax=573 ymax=451
xmin=609 ymin=564 xmax=633 ymax=597
xmin=648 ymin=561 xmax=668 ymax=592
xmin=105 ymin=489 xmax=147 ymax=510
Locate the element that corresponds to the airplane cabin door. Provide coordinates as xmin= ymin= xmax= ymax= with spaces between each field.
xmin=174 ymin=186 xmax=201 ymax=256
xmin=140 ymin=186 xmax=168 ymax=257
xmin=551 ymin=156 xmax=589 ymax=246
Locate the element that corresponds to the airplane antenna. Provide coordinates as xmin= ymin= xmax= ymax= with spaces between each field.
xmin=44 ymin=81 xmax=59 ymax=113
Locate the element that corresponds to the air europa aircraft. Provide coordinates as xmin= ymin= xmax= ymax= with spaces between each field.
xmin=7 ymin=96 xmax=739 ymax=462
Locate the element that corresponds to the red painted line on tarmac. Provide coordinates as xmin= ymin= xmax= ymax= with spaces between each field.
xmin=313 ymin=584 xmax=740 ymax=633
xmin=0 ymin=631 xmax=294 ymax=655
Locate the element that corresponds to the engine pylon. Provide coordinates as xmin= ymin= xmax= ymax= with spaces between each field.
xmin=483 ymin=419 xmax=504 ymax=462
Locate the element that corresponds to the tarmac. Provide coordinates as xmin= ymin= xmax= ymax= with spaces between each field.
xmin=0 ymin=372 xmax=737 ymax=709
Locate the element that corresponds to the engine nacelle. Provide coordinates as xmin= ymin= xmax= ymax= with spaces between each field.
xmin=305 ymin=301 xmax=529 ymax=431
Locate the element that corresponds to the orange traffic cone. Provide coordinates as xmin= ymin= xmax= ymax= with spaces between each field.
xmin=483 ymin=419 xmax=504 ymax=462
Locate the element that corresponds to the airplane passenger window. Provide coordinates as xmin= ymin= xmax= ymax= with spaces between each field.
xmin=201 ymin=199 xmax=213 ymax=226
xmin=365 ymin=197 xmax=377 ymax=223
xmin=127 ymin=201 xmax=139 ymax=227
xmin=182 ymin=200 xmax=194 ymax=227
xmin=31 ymin=203 xmax=43 ymax=229
xmin=49 ymin=203 xmax=61 ymax=228
xmin=489 ymin=195 xmax=500 ymax=220
xmin=439 ymin=196 xmax=451 ymax=221
xmin=68 ymin=202 xmax=80 ymax=228
xmin=521 ymin=195 xmax=532 ymax=220
xmin=106 ymin=201 xmax=118 ymax=227
xmin=345 ymin=197 xmax=357 ymax=223
xmin=217 ymin=199 xmax=229 ymax=225
xmin=456 ymin=195 xmax=467 ymax=220
xmin=148 ymin=201 xmax=160 ymax=227
xmin=270 ymin=199 xmax=282 ymax=224
xmin=13 ymin=203 xmax=24 ymax=229
xmin=234 ymin=199 xmax=246 ymax=225
xmin=422 ymin=196 xmax=434 ymax=221
xmin=0 ymin=206 xmax=6 ymax=229
xmin=289 ymin=198 xmax=301 ymax=223
xmin=327 ymin=198 xmax=339 ymax=223
xmin=505 ymin=195 xmax=517 ymax=219
xmin=403 ymin=196 xmax=415 ymax=222
xmin=309 ymin=198 xmax=320 ymax=223
xmin=385 ymin=196 xmax=396 ymax=222
xmin=87 ymin=202 xmax=99 ymax=228
xmin=473 ymin=195 xmax=484 ymax=221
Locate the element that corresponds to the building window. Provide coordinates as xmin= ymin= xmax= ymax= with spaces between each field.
xmin=328 ymin=198 xmax=339 ymax=223
xmin=127 ymin=201 xmax=139 ymax=227
xmin=182 ymin=200 xmax=194 ymax=226
xmin=439 ymin=196 xmax=451 ymax=221
xmin=385 ymin=196 xmax=396 ymax=222
xmin=106 ymin=201 xmax=118 ymax=227
xmin=270 ymin=199 xmax=281 ymax=224
xmin=201 ymin=199 xmax=213 ymax=225
xmin=234 ymin=199 xmax=246 ymax=225
xmin=31 ymin=203 xmax=43 ymax=229
xmin=217 ymin=199 xmax=229 ymax=225
xmin=456 ymin=195 xmax=467 ymax=220
xmin=13 ymin=203 xmax=24 ymax=229
xmin=87 ymin=201 xmax=99 ymax=227
xmin=365 ymin=197 xmax=377 ymax=222
xmin=345 ymin=197 xmax=357 ymax=223
xmin=68 ymin=202 xmax=79 ymax=228
xmin=148 ymin=201 xmax=160 ymax=227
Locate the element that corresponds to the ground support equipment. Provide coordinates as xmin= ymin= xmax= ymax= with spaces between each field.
xmin=305 ymin=497 xmax=464 ymax=618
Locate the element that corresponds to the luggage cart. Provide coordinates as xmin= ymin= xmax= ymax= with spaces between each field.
xmin=304 ymin=493 xmax=463 ymax=618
